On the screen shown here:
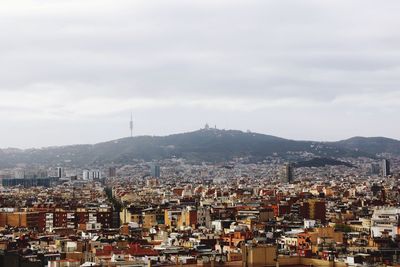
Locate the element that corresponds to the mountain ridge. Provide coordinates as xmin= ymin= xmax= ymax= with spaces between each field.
xmin=0 ymin=128 xmax=398 ymax=167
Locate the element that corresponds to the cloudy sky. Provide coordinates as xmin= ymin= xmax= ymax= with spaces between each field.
xmin=1 ymin=0 xmax=400 ymax=148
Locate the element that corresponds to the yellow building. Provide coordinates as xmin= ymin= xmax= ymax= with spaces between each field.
xmin=242 ymin=244 xmax=277 ymax=267
xmin=164 ymin=209 xmax=182 ymax=228
xmin=177 ymin=207 xmax=197 ymax=229
xmin=0 ymin=212 xmax=39 ymax=228
xmin=143 ymin=213 xmax=157 ymax=229
xmin=120 ymin=208 xmax=141 ymax=224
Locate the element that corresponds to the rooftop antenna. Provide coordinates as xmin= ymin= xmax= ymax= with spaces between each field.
xmin=129 ymin=113 xmax=133 ymax=137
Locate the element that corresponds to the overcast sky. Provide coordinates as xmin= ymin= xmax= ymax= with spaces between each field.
xmin=1 ymin=0 xmax=400 ymax=148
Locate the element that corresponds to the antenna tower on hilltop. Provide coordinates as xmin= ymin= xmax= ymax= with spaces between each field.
xmin=129 ymin=113 xmax=133 ymax=137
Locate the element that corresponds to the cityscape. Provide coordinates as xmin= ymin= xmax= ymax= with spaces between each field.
xmin=1 ymin=1 xmax=400 ymax=267
xmin=0 ymin=125 xmax=399 ymax=267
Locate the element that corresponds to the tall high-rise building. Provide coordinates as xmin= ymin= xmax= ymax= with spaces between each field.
xmin=282 ymin=163 xmax=294 ymax=183
xmin=382 ymin=159 xmax=391 ymax=177
xmin=150 ymin=163 xmax=161 ymax=178
xmin=108 ymin=167 xmax=117 ymax=178
xmin=14 ymin=169 xmax=25 ymax=179
xmin=370 ymin=163 xmax=381 ymax=176
xmin=56 ymin=167 xmax=64 ymax=178
xmin=91 ymin=170 xmax=101 ymax=180
xmin=82 ymin=170 xmax=90 ymax=180
xmin=83 ymin=170 xmax=101 ymax=180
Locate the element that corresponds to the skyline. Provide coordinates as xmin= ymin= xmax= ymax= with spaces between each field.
xmin=1 ymin=0 xmax=400 ymax=147
xmin=1 ymin=122 xmax=400 ymax=150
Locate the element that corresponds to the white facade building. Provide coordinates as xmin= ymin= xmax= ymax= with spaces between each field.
xmin=371 ymin=207 xmax=400 ymax=238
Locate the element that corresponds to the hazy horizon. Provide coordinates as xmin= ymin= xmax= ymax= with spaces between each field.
xmin=1 ymin=126 xmax=399 ymax=150
xmin=1 ymin=0 xmax=400 ymax=148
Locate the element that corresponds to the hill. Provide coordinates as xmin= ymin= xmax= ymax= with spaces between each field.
xmin=295 ymin=158 xmax=354 ymax=168
xmin=333 ymin=136 xmax=400 ymax=155
xmin=0 ymin=129 xmax=398 ymax=167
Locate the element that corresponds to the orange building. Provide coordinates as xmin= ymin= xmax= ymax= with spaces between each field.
xmin=0 ymin=212 xmax=40 ymax=228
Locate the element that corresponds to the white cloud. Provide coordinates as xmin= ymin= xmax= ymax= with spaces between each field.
xmin=1 ymin=0 xmax=400 ymax=146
